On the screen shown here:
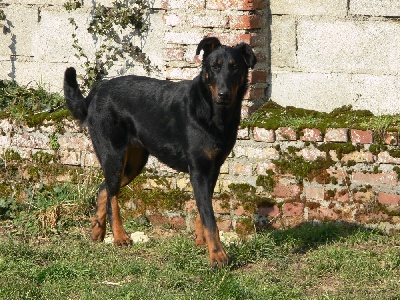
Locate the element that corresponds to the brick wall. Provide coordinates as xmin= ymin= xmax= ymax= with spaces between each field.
xmin=2 ymin=118 xmax=399 ymax=233
xmin=1 ymin=0 xmax=399 ymax=233
xmin=1 ymin=1 xmax=399 ymax=114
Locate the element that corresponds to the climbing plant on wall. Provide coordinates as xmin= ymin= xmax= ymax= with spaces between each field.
xmin=64 ymin=0 xmax=155 ymax=93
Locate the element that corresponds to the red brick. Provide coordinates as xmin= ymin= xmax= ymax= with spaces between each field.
xmin=233 ymin=162 xmax=253 ymax=176
xmin=351 ymin=172 xmax=398 ymax=186
xmin=354 ymin=191 xmax=375 ymax=203
xmin=58 ymin=134 xmax=92 ymax=151
xmin=162 ymin=0 xmax=204 ymax=9
xmin=12 ymin=133 xmax=50 ymax=149
xmin=217 ymin=218 xmax=232 ymax=232
xmin=59 ymin=150 xmax=81 ymax=166
xmin=253 ymin=127 xmax=275 ymax=142
xmin=276 ymin=127 xmax=297 ymax=141
xmin=229 ymin=14 xmax=263 ymax=29
xmin=308 ymin=207 xmax=340 ymax=221
xmin=355 ymin=212 xmax=389 ymax=224
xmin=147 ymin=213 xmax=169 ymax=226
xmin=166 ymin=67 xmax=199 ymax=80
xmin=163 ymin=14 xmax=182 ymax=27
xmin=378 ymin=192 xmax=400 ymax=205
xmin=235 ymin=219 xmax=256 ymax=235
xmin=272 ymin=181 xmax=302 ymax=198
xmin=213 ymin=199 xmax=230 ymax=214
xmin=324 ymin=128 xmax=348 ymax=142
xmin=185 ymin=199 xmax=197 ymax=213
xmin=169 ymin=216 xmax=187 ymax=229
xmin=256 ymin=162 xmax=276 ymax=175
xmin=237 ymin=128 xmax=250 ymax=140
xmin=297 ymin=148 xmax=326 ymax=161
xmin=335 ymin=190 xmax=350 ymax=202
xmin=164 ymin=31 xmax=204 ymax=45
xmin=258 ymin=205 xmax=279 ymax=217
xmin=189 ymin=14 xmax=229 ymax=28
xmin=250 ymin=33 xmax=267 ymax=47
xmin=384 ymin=132 xmax=398 ymax=145
xmin=351 ymin=129 xmax=373 ymax=144
xmin=305 ymin=186 xmax=325 ymax=201
xmin=207 ymin=0 xmax=265 ymax=10
xmin=282 ymin=202 xmax=304 ymax=217
xmin=244 ymin=87 xmax=265 ymax=100
xmin=210 ymin=33 xmax=251 ymax=46
xmin=326 ymin=168 xmax=348 ymax=182
xmin=341 ymin=150 xmax=374 ymax=163
xmin=164 ymin=47 xmax=185 ymax=61
xmin=248 ymin=70 xmax=268 ymax=84
xmin=377 ymin=152 xmax=400 ymax=164
xmin=300 ymin=128 xmax=323 ymax=142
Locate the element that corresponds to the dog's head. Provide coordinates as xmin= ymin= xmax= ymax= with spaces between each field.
xmin=196 ymin=37 xmax=257 ymax=107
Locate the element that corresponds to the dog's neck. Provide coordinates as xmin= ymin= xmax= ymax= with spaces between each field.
xmin=189 ymin=76 xmax=243 ymax=136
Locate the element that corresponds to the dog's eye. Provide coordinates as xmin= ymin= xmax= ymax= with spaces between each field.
xmin=229 ymin=64 xmax=238 ymax=72
xmin=212 ymin=64 xmax=221 ymax=71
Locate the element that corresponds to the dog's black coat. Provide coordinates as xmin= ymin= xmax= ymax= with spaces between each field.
xmin=64 ymin=37 xmax=256 ymax=266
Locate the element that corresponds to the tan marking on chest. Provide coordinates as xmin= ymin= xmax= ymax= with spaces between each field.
xmin=203 ymin=148 xmax=221 ymax=160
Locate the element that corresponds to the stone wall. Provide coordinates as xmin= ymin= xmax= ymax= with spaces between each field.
xmin=1 ymin=118 xmax=399 ymax=233
xmin=1 ymin=0 xmax=399 ymax=114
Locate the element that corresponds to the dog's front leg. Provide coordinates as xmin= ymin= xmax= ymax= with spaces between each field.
xmin=190 ymin=168 xmax=228 ymax=267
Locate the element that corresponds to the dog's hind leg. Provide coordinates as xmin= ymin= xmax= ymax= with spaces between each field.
xmin=106 ymin=144 xmax=149 ymax=246
xmin=90 ymin=182 xmax=108 ymax=242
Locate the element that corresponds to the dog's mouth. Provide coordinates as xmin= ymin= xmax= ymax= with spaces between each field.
xmin=215 ymin=98 xmax=231 ymax=106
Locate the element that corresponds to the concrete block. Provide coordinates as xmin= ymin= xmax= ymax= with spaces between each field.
xmin=350 ymin=0 xmax=400 ymax=16
xmin=272 ymin=71 xmax=400 ymax=115
xmin=297 ymin=19 xmax=400 ymax=75
xmin=271 ymin=71 xmax=353 ymax=113
xmin=32 ymin=7 xmax=95 ymax=63
xmin=1 ymin=6 xmax=39 ymax=57
xmin=11 ymin=0 xmax=65 ymax=4
xmin=0 ymin=61 xmax=13 ymax=80
xmin=270 ymin=0 xmax=348 ymax=16
xmin=270 ymin=16 xmax=296 ymax=69
xmin=350 ymin=74 xmax=400 ymax=115
xmin=12 ymin=60 xmax=68 ymax=91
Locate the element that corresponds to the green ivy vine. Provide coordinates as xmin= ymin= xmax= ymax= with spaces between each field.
xmin=64 ymin=0 xmax=155 ymax=92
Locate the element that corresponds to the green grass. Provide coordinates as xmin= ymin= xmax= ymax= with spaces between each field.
xmin=0 ymin=222 xmax=399 ymax=300
xmin=0 ymin=80 xmax=70 ymax=126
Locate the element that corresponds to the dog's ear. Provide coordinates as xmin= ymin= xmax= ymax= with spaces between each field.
xmin=235 ymin=43 xmax=257 ymax=69
xmin=196 ymin=37 xmax=222 ymax=60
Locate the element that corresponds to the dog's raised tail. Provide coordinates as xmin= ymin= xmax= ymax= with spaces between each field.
xmin=64 ymin=67 xmax=88 ymax=123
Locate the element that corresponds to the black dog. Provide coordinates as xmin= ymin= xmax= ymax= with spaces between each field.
xmin=64 ymin=37 xmax=256 ymax=266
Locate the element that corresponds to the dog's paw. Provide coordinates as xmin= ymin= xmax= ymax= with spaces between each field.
xmin=90 ymin=217 xmax=106 ymax=242
xmin=209 ymin=248 xmax=229 ymax=267
xmin=113 ymin=232 xmax=132 ymax=247
xmin=195 ymin=236 xmax=207 ymax=247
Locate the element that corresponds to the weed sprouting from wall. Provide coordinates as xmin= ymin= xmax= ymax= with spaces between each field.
xmin=64 ymin=0 xmax=156 ymax=92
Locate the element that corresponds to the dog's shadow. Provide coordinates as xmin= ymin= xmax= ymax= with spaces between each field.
xmin=227 ymin=221 xmax=382 ymax=269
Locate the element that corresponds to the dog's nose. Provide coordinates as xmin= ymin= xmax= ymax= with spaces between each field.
xmin=218 ymin=91 xmax=230 ymax=101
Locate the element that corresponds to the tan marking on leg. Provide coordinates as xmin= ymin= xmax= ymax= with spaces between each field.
xmin=195 ymin=214 xmax=206 ymax=246
xmin=204 ymin=226 xmax=228 ymax=267
xmin=110 ymin=195 xmax=131 ymax=246
xmin=91 ymin=188 xmax=107 ymax=242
